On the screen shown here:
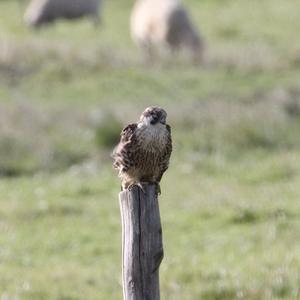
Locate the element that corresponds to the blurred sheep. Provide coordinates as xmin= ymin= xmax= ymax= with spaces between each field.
xmin=24 ymin=0 xmax=102 ymax=27
xmin=131 ymin=0 xmax=204 ymax=62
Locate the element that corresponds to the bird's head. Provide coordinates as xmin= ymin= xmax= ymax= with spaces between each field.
xmin=139 ymin=107 xmax=167 ymax=126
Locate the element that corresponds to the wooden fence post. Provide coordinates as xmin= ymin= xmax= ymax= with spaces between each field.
xmin=119 ymin=184 xmax=164 ymax=300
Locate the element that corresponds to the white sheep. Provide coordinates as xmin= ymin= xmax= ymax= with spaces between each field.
xmin=24 ymin=0 xmax=102 ymax=27
xmin=130 ymin=0 xmax=204 ymax=62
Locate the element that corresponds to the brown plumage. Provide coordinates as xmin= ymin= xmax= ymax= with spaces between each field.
xmin=112 ymin=107 xmax=172 ymax=193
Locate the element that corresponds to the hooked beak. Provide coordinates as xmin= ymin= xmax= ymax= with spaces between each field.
xmin=150 ymin=115 xmax=159 ymax=125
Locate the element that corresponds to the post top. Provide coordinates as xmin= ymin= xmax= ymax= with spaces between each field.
xmin=119 ymin=183 xmax=158 ymax=197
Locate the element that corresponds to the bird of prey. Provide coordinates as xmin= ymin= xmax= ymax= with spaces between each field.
xmin=112 ymin=107 xmax=172 ymax=193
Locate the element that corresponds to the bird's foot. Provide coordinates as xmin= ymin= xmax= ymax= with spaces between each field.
xmin=136 ymin=182 xmax=148 ymax=194
xmin=126 ymin=182 xmax=160 ymax=195
xmin=126 ymin=182 xmax=147 ymax=194
xmin=127 ymin=184 xmax=135 ymax=191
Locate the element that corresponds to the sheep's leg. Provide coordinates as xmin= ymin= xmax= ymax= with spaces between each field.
xmin=91 ymin=14 xmax=101 ymax=27
xmin=141 ymin=40 xmax=157 ymax=64
xmin=188 ymin=34 xmax=205 ymax=65
xmin=169 ymin=44 xmax=180 ymax=60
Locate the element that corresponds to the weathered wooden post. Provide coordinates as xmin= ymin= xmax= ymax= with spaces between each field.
xmin=119 ymin=184 xmax=164 ymax=300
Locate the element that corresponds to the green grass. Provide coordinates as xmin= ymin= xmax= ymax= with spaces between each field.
xmin=1 ymin=0 xmax=300 ymax=299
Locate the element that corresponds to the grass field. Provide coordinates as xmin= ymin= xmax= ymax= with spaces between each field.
xmin=1 ymin=0 xmax=300 ymax=299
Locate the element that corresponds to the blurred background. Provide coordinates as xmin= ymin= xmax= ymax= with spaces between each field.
xmin=1 ymin=0 xmax=300 ymax=299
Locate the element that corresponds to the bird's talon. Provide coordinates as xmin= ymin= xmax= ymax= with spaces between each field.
xmin=127 ymin=184 xmax=134 ymax=191
xmin=136 ymin=182 xmax=146 ymax=194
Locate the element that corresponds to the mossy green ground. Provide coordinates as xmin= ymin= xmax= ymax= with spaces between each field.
xmin=0 ymin=0 xmax=300 ymax=299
